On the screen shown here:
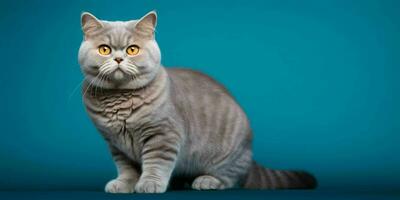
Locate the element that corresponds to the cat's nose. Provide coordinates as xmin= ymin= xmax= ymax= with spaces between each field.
xmin=114 ymin=57 xmax=123 ymax=64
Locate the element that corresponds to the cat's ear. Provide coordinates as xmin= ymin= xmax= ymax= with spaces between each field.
xmin=81 ymin=12 xmax=103 ymax=38
xmin=134 ymin=11 xmax=157 ymax=38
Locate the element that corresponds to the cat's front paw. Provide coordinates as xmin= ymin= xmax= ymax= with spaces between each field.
xmin=135 ymin=179 xmax=167 ymax=193
xmin=105 ymin=179 xmax=135 ymax=193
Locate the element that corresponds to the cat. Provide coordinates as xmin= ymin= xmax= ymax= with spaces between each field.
xmin=78 ymin=11 xmax=317 ymax=193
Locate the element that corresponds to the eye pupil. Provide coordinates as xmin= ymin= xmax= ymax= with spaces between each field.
xmin=126 ymin=45 xmax=140 ymax=55
xmin=98 ymin=45 xmax=111 ymax=55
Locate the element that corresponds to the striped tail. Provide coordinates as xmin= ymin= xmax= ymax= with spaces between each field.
xmin=242 ymin=161 xmax=317 ymax=189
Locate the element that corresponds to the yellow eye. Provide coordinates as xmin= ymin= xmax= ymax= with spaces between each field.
xmin=126 ymin=45 xmax=140 ymax=56
xmin=98 ymin=45 xmax=111 ymax=55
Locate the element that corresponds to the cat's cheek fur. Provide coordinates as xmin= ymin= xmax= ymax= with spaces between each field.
xmin=79 ymin=42 xmax=103 ymax=76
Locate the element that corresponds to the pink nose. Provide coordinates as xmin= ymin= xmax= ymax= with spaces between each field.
xmin=114 ymin=57 xmax=123 ymax=64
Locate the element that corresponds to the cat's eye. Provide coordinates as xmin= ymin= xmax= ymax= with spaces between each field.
xmin=98 ymin=45 xmax=111 ymax=55
xmin=126 ymin=45 xmax=140 ymax=56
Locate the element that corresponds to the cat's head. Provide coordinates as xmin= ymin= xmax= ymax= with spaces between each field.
xmin=78 ymin=11 xmax=161 ymax=89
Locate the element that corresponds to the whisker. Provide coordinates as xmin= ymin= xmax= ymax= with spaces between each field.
xmin=82 ymin=73 xmax=100 ymax=98
xmin=80 ymin=59 xmax=115 ymax=98
xmin=124 ymin=62 xmax=140 ymax=80
xmin=98 ymin=72 xmax=107 ymax=95
xmin=94 ymin=74 xmax=99 ymax=97
xmin=104 ymin=68 xmax=114 ymax=75
xmin=125 ymin=68 xmax=138 ymax=79
xmin=94 ymin=72 xmax=106 ymax=97
xmin=67 ymin=78 xmax=85 ymax=103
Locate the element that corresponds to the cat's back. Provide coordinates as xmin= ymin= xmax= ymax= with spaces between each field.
xmin=166 ymin=68 xmax=232 ymax=97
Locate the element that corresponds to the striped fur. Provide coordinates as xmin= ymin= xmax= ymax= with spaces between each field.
xmin=243 ymin=161 xmax=317 ymax=189
xmin=78 ymin=11 xmax=317 ymax=193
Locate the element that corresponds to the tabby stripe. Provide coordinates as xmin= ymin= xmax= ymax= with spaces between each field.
xmin=142 ymin=151 xmax=177 ymax=162
xmin=139 ymin=132 xmax=166 ymax=145
xmin=257 ymin=165 xmax=266 ymax=188
xmin=267 ymin=169 xmax=277 ymax=189
xmin=277 ymin=171 xmax=289 ymax=188
xmin=142 ymin=138 xmax=179 ymax=151
xmin=285 ymin=171 xmax=302 ymax=188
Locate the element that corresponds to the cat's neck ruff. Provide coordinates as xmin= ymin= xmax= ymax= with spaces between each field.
xmin=83 ymin=67 xmax=169 ymax=99
xmin=83 ymin=67 xmax=169 ymax=115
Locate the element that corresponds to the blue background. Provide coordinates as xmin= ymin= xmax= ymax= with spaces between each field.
xmin=1 ymin=0 xmax=399 ymax=193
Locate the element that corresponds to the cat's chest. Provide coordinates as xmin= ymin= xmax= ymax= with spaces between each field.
xmin=100 ymin=92 xmax=142 ymax=119
xmin=85 ymin=92 xmax=148 ymax=131
xmin=92 ymin=95 xmax=147 ymax=161
xmin=85 ymin=92 xmax=164 ymax=161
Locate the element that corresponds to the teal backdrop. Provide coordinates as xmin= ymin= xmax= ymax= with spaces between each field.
xmin=0 ymin=0 xmax=399 ymax=192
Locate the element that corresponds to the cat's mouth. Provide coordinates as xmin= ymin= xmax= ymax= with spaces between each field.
xmin=109 ymin=68 xmax=131 ymax=82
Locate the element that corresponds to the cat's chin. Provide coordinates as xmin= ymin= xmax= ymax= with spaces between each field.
xmin=109 ymin=69 xmax=132 ymax=84
xmin=112 ymin=69 xmax=126 ymax=81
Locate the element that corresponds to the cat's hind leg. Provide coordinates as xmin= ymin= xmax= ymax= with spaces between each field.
xmin=191 ymin=148 xmax=252 ymax=190
xmin=192 ymin=175 xmax=224 ymax=190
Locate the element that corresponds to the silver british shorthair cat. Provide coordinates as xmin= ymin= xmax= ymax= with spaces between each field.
xmin=78 ymin=11 xmax=316 ymax=193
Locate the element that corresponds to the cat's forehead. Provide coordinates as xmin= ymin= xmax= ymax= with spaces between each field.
xmin=103 ymin=20 xmax=138 ymax=29
xmin=93 ymin=20 xmax=140 ymax=47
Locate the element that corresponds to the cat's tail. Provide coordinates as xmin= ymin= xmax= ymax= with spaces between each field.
xmin=242 ymin=161 xmax=317 ymax=189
